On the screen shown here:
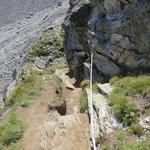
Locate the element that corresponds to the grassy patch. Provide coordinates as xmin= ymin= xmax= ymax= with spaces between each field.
xmin=5 ymin=59 xmax=67 ymax=108
xmin=0 ymin=69 xmax=43 ymax=149
xmin=102 ymin=130 xmax=150 ymax=150
xmin=80 ymin=80 xmax=98 ymax=113
xmin=29 ymin=27 xmax=64 ymax=57
xmin=114 ymin=130 xmax=150 ymax=150
xmin=5 ymin=71 xmax=43 ymax=107
xmin=110 ymin=76 xmax=150 ymax=96
xmin=29 ymin=37 xmax=51 ymax=56
xmin=110 ymin=94 xmax=138 ymax=126
xmin=0 ymin=111 xmax=24 ymax=148
xmin=80 ymin=80 xmax=90 ymax=90
xmin=80 ymin=80 xmax=98 ymax=91
xmin=128 ymin=123 xmax=144 ymax=136
xmin=92 ymin=82 xmax=99 ymax=93
xmin=80 ymin=90 xmax=88 ymax=113
xmin=44 ymin=59 xmax=67 ymax=75
xmin=7 ymin=143 xmax=22 ymax=150
xmin=109 ymin=75 xmax=150 ymax=126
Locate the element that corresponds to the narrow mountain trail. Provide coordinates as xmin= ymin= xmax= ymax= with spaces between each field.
xmin=17 ymin=69 xmax=90 ymax=150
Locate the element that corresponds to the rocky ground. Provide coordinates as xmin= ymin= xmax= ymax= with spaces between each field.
xmin=0 ymin=0 xmax=69 ymax=102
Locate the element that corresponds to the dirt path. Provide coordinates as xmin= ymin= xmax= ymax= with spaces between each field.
xmin=17 ymin=70 xmax=90 ymax=150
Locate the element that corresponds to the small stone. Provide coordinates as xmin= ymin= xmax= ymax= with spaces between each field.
xmin=30 ymin=12 xmax=34 ymax=16
xmin=34 ymin=57 xmax=48 ymax=69
xmin=111 ymin=34 xmax=123 ymax=43
xmin=55 ymin=68 xmax=75 ymax=90
xmin=145 ymin=103 xmax=150 ymax=109
xmin=66 ymin=80 xmax=75 ymax=90
xmin=57 ymin=2 xmax=62 ymax=7
xmin=145 ymin=116 xmax=150 ymax=123
xmin=119 ymin=37 xmax=130 ymax=49
xmin=26 ymin=15 xmax=31 ymax=19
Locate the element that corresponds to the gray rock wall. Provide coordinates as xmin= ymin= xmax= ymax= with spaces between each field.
xmin=63 ymin=0 xmax=150 ymax=83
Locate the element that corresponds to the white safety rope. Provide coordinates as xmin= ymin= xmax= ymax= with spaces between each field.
xmin=90 ymin=50 xmax=97 ymax=150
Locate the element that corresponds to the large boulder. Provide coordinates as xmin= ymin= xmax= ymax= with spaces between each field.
xmin=63 ymin=0 xmax=150 ymax=83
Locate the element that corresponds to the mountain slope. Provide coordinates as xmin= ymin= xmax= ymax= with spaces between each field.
xmin=0 ymin=0 xmax=69 ymax=102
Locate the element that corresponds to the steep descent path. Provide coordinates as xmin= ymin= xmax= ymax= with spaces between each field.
xmin=0 ymin=0 xmax=69 ymax=101
xmin=17 ymin=68 xmax=90 ymax=150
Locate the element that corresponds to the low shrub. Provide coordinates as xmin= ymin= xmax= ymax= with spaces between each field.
xmin=128 ymin=124 xmax=144 ymax=136
xmin=29 ymin=27 xmax=64 ymax=57
xmin=29 ymin=37 xmax=51 ymax=56
xmin=110 ymin=94 xmax=138 ymax=126
xmin=80 ymin=80 xmax=90 ymax=90
xmin=80 ymin=80 xmax=98 ymax=93
xmin=109 ymin=75 xmax=150 ymax=126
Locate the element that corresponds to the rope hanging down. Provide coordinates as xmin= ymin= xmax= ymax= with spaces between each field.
xmin=90 ymin=50 xmax=97 ymax=150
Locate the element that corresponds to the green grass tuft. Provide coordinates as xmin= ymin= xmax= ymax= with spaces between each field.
xmin=5 ymin=71 xmax=43 ymax=107
xmin=128 ymin=123 xmax=144 ymax=136
xmin=29 ymin=37 xmax=51 ymax=56
xmin=80 ymin=80 xmax=90 ymax=90
xmin=110 ymin=76 xmax=150 ymax=96
xmin=7 ymin=143 xmax=22 ymax=150
xmin=0 ymin=111 xmax=24 ymax=146
xmin=110 ymin=94 xmax=138 ymax=126
xmin=44 ymin=59 xmax=67 ymax=75
xmin=29 ymin=27 xmax=64 ymax=57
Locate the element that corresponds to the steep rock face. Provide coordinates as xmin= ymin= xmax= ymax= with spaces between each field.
xmin=63 ymin=0 xmax=150 ymax=83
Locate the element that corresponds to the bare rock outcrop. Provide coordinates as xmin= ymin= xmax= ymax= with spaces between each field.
xmin=63 ymin=0 xmax=150 ymax=83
